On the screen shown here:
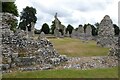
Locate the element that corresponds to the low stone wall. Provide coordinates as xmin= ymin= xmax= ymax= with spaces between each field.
xmin=55 ymin=56 xmax=118 ymax=70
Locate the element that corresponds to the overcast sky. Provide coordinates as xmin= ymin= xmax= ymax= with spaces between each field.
xmin=15 ymin=0 xmax=119 ymax=29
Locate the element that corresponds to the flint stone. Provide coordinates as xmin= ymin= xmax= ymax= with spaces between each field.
xmin=7 ymin=58 xmax=12 ymax=63
xmin=11 ymin=63 xmax=16 ymax=68
xmin=2 ymin=64 xmax=10 ymax=70
xmin=12 ymin=53 xmax=18 ymax=58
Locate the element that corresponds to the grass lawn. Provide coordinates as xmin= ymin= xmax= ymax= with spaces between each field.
xmin=49 ymin=38 xmax=109 ymax=57
xmin=2 ymin=67 xmax=118 ymax=78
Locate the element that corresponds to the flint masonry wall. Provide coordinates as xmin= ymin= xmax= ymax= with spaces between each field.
xmin=1 ymin=13 xmax=67 ymax=73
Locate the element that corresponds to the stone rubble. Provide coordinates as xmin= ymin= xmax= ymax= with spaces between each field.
xmin=56 ymin=56 xmax=118 ymax=70
xmin=1 ymin=13 xmax=68 ymax=73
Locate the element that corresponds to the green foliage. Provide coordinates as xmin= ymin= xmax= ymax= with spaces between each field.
xmin=19 ymin=6 xmax=37 ymax=31
xmin=18 ymin=21 xmax=26 ymax=30
xmin=66 ymin=24 xmax=74 ymax=34
xmin=41 ymin=23 xmax=50 ymax=34
xmin=113 ymin=24 xmax=120 ymax=36
xmin=10 ymin=20 xmax=18 ymax=32
xmin=2 ymin=2 xmax=18 ymax=16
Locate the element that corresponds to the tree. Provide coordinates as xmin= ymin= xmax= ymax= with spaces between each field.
xmin=66 ymin=24 xmax=74 ymax=34
xmin=113 ymin=24 xmax=120 ymax=36
xmin=41 ymin=23 xmax=50 ymax=34
xmin=18 ymin=21 xmax=26 ymax=30
xmin=2 ymin=2 xmax=18 ymax=16
xmin=19 ymin=6 xmax=37 ymax=31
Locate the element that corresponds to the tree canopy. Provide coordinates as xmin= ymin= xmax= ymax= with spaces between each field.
xmin=2 ymin=2 xmax=18 ymax=16
xmin=66 ymin=24 xmax=74 ymax=34
xmin=41 ymin=23 xmax=50 ymax=34
xmin=19 ymin=6 xmax=37 ymax=31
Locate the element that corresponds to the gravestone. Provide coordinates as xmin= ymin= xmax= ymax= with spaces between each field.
xmin=97 ymin=15 xmax=115 ymax=47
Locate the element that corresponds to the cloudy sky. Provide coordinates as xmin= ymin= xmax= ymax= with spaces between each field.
xmin=15 ymin=0 xmax=119 ymax=29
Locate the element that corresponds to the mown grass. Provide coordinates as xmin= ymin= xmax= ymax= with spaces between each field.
xmin=2 ymin=67 xmax=118 ymax=78
xmin=49 ymin=38 xmax=109 ymax=57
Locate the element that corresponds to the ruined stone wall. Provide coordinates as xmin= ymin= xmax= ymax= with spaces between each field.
xmin=97 ymin=15 xmax=116 ymax=47
xmin=1 ymin=13 xmax=67 ymax=73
